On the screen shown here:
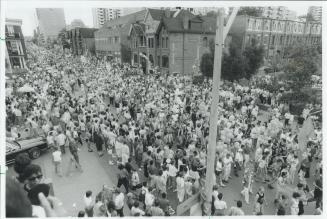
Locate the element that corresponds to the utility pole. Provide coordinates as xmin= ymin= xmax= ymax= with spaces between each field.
xmin=202 ymin=8 xmax=224 ymax=215
xmin=203 ymin=7 xmax=238 ymax=216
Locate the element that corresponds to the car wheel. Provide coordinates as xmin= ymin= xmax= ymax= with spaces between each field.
xmin=29 ymin=148 xmax=41 ymax=159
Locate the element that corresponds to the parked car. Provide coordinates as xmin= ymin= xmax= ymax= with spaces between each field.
xmin=6 ymin=137 xmax=49 ymax=165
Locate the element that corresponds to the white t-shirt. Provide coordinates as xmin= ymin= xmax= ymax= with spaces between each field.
xmin=114 ymin=193 xmax=125 ymax=209
xmin=56 ymin=134 xmax=66 ymax=146
xmin=84 ymin=196 xmax=93 ymax=209
xmin=216 ymin=161 xmax=223 ymax=172
xmin=214 ymin=200 xmax=227 ymax=210
xmin=168 ymin=164 xmax=178 ymax=177
xmin=52 ymin=151 xmax=62 ymax=162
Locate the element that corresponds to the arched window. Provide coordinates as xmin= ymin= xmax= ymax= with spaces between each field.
xmin=203 ymin=37 xmax=208 ymax=47
xmin=162 ymin=55 xmax=169 ymax=68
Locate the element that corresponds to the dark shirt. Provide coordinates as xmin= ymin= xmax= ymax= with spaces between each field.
xmin=125 ymin=162 xmax=132 ymax=174
xmin=158 ymin=198 xmax=169 ymax=212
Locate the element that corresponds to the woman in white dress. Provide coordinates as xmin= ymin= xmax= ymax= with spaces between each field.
xmin=176 ymin=172 xmax=185 ymax=203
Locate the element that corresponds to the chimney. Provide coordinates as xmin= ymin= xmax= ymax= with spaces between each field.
xmin=165 ymin=8 xmax=170 ymax=18
xmin=183 ymin=13 xmax=190 ymax=30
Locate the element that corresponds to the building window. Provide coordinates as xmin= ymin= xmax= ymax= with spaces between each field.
xmin=280 ymin=36 xmax=283 ymax=44
xmin=203 ymin=37 xmax=208 ymax=47
xmin=114 ymin=36 xmax=119 ymax=44
xmin=248 ymin=19 xmax=252 ymax=30
xmin=263 ymin=35 xmax=269 ymax=45
xmin=271 ymin=35 xmax=275 ymax=45
xmin=140 ymin=36 xmax=144 ymax=46
xmin=156 ymin=36 xmax=160 ymax=47
xmin=162 ymin=37 xmax=165 ymax=48
xmin=148 ymin=38 xmax=154 ymax=48
xmin=6 ymin=25 xmax=14 ymax=36
xmin=10 ymin=57 xmax=21 ymax=68
xmin=165 ymin=37 xmax=168 ymax=48
xmin=162 ymin=55 xmax=169 ymax=68
xmin=157 ymin=55 xmax=160 ymax=66
xmin=278 ymin=23 xmax=282 ymax=31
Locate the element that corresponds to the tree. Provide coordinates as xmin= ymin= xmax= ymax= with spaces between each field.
xmin=243 ymin=39 xmax=265 ymax=78
xmin=280 ymin=45 xmax=320 ymax=115
xmin=222 ymin=44 xmax=247 ymax=81
xmin=284 ymin=56 xmax=316 ymax=92
xmin=200 ymin=53 xmax=214 ymax=78
xmin=206 ymin=11 xmax=218 ymax=17
xmin=298 ymin=13 xmax=316 ymax=22
xmin=237 ymin=7 xmax=263 ymax=17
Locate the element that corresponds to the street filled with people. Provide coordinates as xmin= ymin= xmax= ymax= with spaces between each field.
xmin=6 ymin=43 xmax=322 ymax=217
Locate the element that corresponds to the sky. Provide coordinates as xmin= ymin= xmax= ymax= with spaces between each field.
xmin=5 ymin=1 xmax=320 ymax=36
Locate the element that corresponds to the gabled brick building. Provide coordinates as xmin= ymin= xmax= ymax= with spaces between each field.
xmin=129 ymin=9 xmax=221 ymax=75
xmin=94 ymin=10 xmax=147 ymax=62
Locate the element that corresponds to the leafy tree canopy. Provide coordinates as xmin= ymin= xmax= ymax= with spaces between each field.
xmin=237 ymin=7 xmax=263 ymax=17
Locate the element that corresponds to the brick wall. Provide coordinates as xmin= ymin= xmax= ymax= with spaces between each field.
xmin=168 ymin=33 xmax=213 ymax=75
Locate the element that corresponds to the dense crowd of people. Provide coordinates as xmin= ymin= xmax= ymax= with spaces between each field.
xmin=6 ymin=43 xmax=322 ymax=217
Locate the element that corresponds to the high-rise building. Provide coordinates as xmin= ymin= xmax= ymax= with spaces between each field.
xmin=174 ymin=7 xmax=212 ymax=15
xmin=308 ymin=6 xmax=322 ymax=22
xmin=92 ymin=8 xmax=123 ymax=28
xmin=108 ymin=8 xmax=122 ymax=20
xmin=262 ymin=6 xmax=297 ymax=20
xmin=36 ymin=8 xmax=66 ymax=42
xmin=5 ymin=18 xmax=27 ymax=73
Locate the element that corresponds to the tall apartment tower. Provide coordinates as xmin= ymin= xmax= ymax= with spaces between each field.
xmin=92 ymin=8 xmax=122 ymax=28
xmin=174 ymin=7 xmax=212 ymax=15
xmin=308 ymin=6 xmax=322 ymax=22
xmin=36 ymin=8 xmax=66 ymax=42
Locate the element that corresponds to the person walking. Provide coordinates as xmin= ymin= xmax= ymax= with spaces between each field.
xmin=228 ymin=200 xmax=245 ymax=216
xmin=117 ymin=164 xmax=129 ymax=193
xmin=223 ymin=153 xmax=233 ymax=183
xmin=176 ymin=171 xmax=185 ymax=203
xmin=67 ymin=139 xmax=83 ymax=175
xmin=214 ymin=193 xmax=227 ymax=216
xmin=94 ymin=131 xmax=104 ymax=157
xmin=56 ymin=130 xmax=67 ymax=154
xmin=84 ymin=190 xmax=94 ymax=217
xmin=52 ymin=147 xmax=62 ymax=177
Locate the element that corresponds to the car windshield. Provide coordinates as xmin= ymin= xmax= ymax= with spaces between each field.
xmin=6 ymin=141 xmax=20 ymax=154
